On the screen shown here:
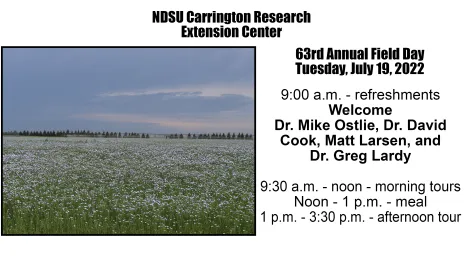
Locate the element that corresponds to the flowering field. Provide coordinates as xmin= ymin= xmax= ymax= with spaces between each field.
xmin=2 ymin=137 xmax=255 ymax=234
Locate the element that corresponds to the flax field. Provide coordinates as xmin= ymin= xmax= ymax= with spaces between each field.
xmin=2 ymin=137 xmax=255 ymax=234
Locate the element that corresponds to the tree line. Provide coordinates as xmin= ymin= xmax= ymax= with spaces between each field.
xmin=2 ymin=130 xmax=254 ymax=140
xmin=166 ymin=133 xmax=253 ymax=140
xmin=2 ymin=130 xmax=150 ymax=138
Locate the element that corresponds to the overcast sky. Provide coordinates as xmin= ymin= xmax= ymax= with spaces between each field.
xmin=3 ymin=48 xmax=254 ymax=133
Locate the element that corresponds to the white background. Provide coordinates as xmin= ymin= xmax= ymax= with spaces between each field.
xmin=1 ymin=0 xmax=463 ymax=263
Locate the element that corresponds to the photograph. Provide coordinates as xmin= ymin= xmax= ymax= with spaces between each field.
xmin=1 ymin=47 xmax=255 ymax=235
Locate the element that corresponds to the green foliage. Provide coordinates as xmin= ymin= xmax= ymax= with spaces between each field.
xmin=2 ymin=137 xmax=254 ymax=234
